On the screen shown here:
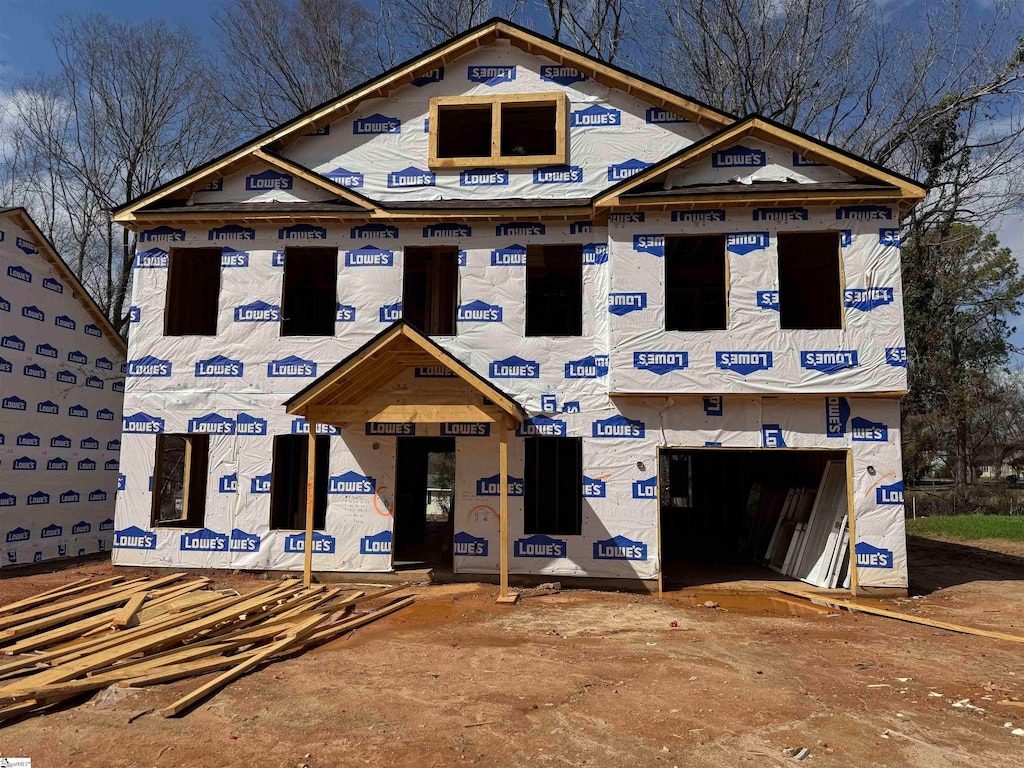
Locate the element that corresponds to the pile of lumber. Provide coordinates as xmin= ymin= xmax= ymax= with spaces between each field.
xmin=0 ymin=574 xmax=413 ymax=722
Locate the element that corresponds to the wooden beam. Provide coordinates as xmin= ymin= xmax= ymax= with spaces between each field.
xmin=495 ymin=421 xmax=518 ymax=605
xmin=846 ymin=450 xmax=859 ymax=597
xmin=0 ymin=577 xmax=121 ymax=616
xmin=307 ymin=404 xmax=503 ymax=424
xmin=304 ymin=424 xmax=318 ymax=588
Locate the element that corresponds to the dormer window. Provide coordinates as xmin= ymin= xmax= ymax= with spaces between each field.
xmin=428 ymin=93 xmax=567 ymax=168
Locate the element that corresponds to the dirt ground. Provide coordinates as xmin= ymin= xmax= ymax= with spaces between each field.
xmin=1 ymin=536 xmax=1023 ymax=768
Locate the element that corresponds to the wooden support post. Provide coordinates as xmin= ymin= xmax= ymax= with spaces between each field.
xmin=846 ymin=449 xmax=859 ymax=598
xmin=303 ymin=423 xmax=318 ymax=588
xmin=496 ymin=419 xmax=518 ymax=605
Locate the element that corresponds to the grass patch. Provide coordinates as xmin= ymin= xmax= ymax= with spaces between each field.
xmin=907 ymin=514 xmax=1024 ymax=542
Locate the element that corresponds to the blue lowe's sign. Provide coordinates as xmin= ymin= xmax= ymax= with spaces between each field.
xmin=17 ymin=433 xmax=40 ymax=447
xmin=703 ymin=396 xmax=722 ymax=416
xmin=55 ymin=314 xmax=76 ymax=330
xmin=879 ymin=228 xmax=901 ymax=247
xmin=113 ymin=526 xmax=156 ymax=550
xmin=23 ymin=363 xmax=46 ymax=379
xmin=727 ymin=232 xmax=769 ymax=255
xmin=757 ymin=290 xmax=780 ymax=311
xmin=379 ymin=301 xmax=401 ymax=322
xmin=97 ymin=408 xmax=115 ymax=421
xmin=609 ymin=292 xmax=647 ymax=316
xmin=325 ymin=166 xmax=364 ymax=187
xmin=267 ymin=356 xmax=317 ymax=377
xmin=594 ymin=535 xmax=648 ymax=561
xmin=43 ymin=277 xmax=63 ymax=293
xmin=180 ymin=528 xmax=229 ymax=552
xmin=424 ymin=223 xmax=471 ymax=238
xmin=855 ymin=542 xmax=894 ymax=568
xmin=290 ymin=418 xmax=339 ymax=435
xmin=565 ymin=355 xmax=608 ymax=379
xmin=78 ymin=458 xmax=96 ymax=470
xmin=219 ymin=473 xmax=238 ymax=493
xmin=477 ymin=474 xmax=524 ymax=497
xmin=762 ymin=425 xmax=787 ymax=448
xmin=753 ymin=207 xmax=808 ymax=222
xmin=571 ymin=105 xmax=621 ymax=127
xmin=251 ymin=473 xmax=272 ymax=493
xmin=52 ymin=435 xmax=72 ymax=448
xmin=467 ymin=64 xmax=515 ymax=84
xmin=351 ymin=223 xmax=398 ymax=240
xmin=336 ymin=303 xmax=356 ymax=322
xmin=886 ymin=347 xmax=907 ymax=367
xmin=877 ymin=481 xmax=904 ymax=505
xmin=7 ymin=264 xmax=31 ymax=282
xmin=453 ymin=532 xmax=488 ymax=556
xmin=346 ymin=246 xmax=394 ymax=267
xmin=583 ymin=243 xmax=608 ymax=265
xmin=633 ymin=234 xmax=665 ymax=257
xmin=353 ymin=113 xmax=401 ymax=134
xmin=220 ymin=247 xmax=249 ymax=267
xmin=208 ymin=224 xmax=255 ymax=241
xmin=541 ymin=65 xmax=586 ymax=84
xmin=440 ymin=423 xmax=490 ymax=437
xmin=230 ymin=529 xmax=261 ymax=552
xmin=852 ymin=416 xmax=889 ymax=442
xmin=592 ymin=415 xmax=645 ymax=439
xmin=844 ymin=287 xmax=895 ymax=311
xmin=582 ymin=475 xmax=607 ymax=497
xmin=67 ymin=349 xmax=87 ymax=364
xmin=515 ymin=534 xmax=566 ymax=558
xmin=460 ymin=168 xmax=509 ymax=186
xmin=516 ymin=416 xmax=567 ymax=437
xmin=495 ymin=222 xmax=544 ymax=237
xmin=41 ymin=523 xmax=63 ymax=538
xmin=458 ymin=300 xmax=502 ymax=322
xmin=234 ymin=300 xmax=280 ymax=322
xmin=235 ymin=413 xmax=268 ymax=436
xmin=123 ymin=412 xmax=165 ymax=434
xmin=127 ymin=355 xmax=172 ymax=377
xmin=56 ymin=370 xmax=77 ymax=384
xmin=412 ymin=67 xmax=443 ymax=86
xmin=491 ymin=244 xmax=526 ymax=266
xmin=278 ymin=223 xmax=327 ymax=240
xmin=195 ymin=355 xmax=244 ymax=377
xmin=387 ymin=166 xmax=435 ymax=187
xmin=1 ymin=335 xmax=25 ymax=351
xmin=287 ymin=531 xmax=337 ymax=554
xmin=22 ymin=305 xmax=44 ymax=321
xmin=188 ymin=413 xmax=236 ymax=435
xmin=245 ymin=169 xmax=292 ymax=191
xmin=632 ymin=477 xmax=657 ymax=498
xmin=717 ymin=351 xmax=773 ymax=375
xmin=61 ymin=490 xmax=80 ymax=504
xmin=836 ymin=205 xmax=892 ymax=220
xmin=328 ymin=471 xmax=376 ymax=494
xmin=358 ymin=531 xmax=390 ymax=555
xmin=490 ymin=355 xmax=539 ymax=378
xmin=38 ymin=400 xmax=60 ymax=415
xmin=6 ymin=526 xmax=30 ymax=541
xmin=646 ymin=107 xmax=687 ymax=124
xmin=825 ymin=396 xmax=850 ymax=438
xmin=134 ymin=248 xmax=169 ymax=268
xmin=139 ymin=225 xmax=184 ymax=243
xmin=533 ymin=165 xmax=584 ymax=184
xmin=801 ymin=350 xmax=859 ymax=374
xmin=711 ymin=145 xmax=766 ymax=168
xmin=37 ymin=343 xmax=57 ymax=358
xmin=366 ymin=423 xmax=416 ymax=436
xmin=0 ymin=494 xmax=17 ymax=508
xmin=607 ymin=158 xmax=652 ymax=181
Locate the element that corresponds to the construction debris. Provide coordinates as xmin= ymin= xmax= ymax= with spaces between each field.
xmin=0 ymin=575 xmax=413 ymax=722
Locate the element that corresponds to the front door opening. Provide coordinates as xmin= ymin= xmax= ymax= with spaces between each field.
xmin=660 ymin=449 xmax=848 ymax=589
xmin=394 ymin=436 xmax=456 ymax=567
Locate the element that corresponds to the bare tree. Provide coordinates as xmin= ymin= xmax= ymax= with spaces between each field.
xmin=542 ymin=0 xmax=628 ymax=63
xmin=214 ymin=0 xmax=381 ymax=131
xmin=383 ymin=0 xmax=527 ymax=50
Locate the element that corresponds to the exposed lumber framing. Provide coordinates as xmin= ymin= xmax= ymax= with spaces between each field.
xmin=251 ymin=149 xmax=379 ymax=212
xmin=303 ymin=423 xmax=318 ymax=588
xmin=495 ymin=418 xmax=518 ymax=605
xmin=0 ymin=577 xmax=121 ymax=616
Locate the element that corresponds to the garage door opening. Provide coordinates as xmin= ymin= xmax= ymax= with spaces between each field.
xmin=659 ymin=449 xmax=850 ymax=589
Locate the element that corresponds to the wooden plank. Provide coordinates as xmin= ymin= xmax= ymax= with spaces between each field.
xmin=766 ymin=585 xmax=1024 ymax=644
xmin=159 ymin=612 xmax=326 ymax=717
xmin=846 ymin=449 xmax=859 ymax=597
xmin=298 ymin=595 xmax=415 ymax=648
xmin=303 ymin=424 xmax=318 ymax=588
xmin=0 ymin=578 xmax=152 ymax=631
xmin=120 ymin=651 xmax=260 ymax=689
xmin=1 ymin=610 xmax=121 ymax=654
xmin=307 ymin=404 xmax=501 ymax=424
xmin=112 ymin=593 xmax=148 ymax=629
xmin=0 ymin=577 xmax=117 ymax=616
xmin=495 ymin=422 xmax=516 ymax=605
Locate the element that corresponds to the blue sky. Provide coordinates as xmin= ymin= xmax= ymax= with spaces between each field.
xmin=2 ymin=0 xmax=1023 ymax=353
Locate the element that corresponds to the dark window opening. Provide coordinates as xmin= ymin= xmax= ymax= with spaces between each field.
xmin=501 ymin=103 xmax=557 ymax=157
xmin=270 ymin=434 xmax=329 ymax=530
xmin=403 ymin=246 xmax=457 ymax=336
xmin=665 ymin=235 xmax=727 ymax=331
xmin=164 ymin=248 xmax=220 ymax=336
xmin=524 ymin=437 xmax=582 ymax=536
xmin=281 ymin=247 xmax=337 ymax=336
xmin=778 ymin=232 xmax=842 ymax=330
xmin=151 ymin=434 xmax=208 ymax=527
xmin=437 ymin=105 xmax=492 ymax=158
xmin=526 ymin=244 xmax=582 ymax=337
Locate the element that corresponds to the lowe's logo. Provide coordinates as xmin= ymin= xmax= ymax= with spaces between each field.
xmin=23 ymin=363 xmax=46 ymax=379
xmin=328 ymin=471 xmax=376 ymax=494
xmin=886 ymin=347 xmax=907 ymax=367
xmin=424 ymin=223 xmax=470 ymax=238
xmin=826 ymin=396 xmax=850 ymax=438
xmin=67 ymin=349 xmax=87 ymax=364
xmin=565 ymin=355 xmax=609 ymax=379
xmin=325 ymin=166 xmax=364 ymax=187
xmin=801 ymin=350 xmax=859 ymax=374
xmin=351 ymin=223 xmax=398 ymax=240
xmin=123 ymin=412 xmax=165 ymax=433
xmin=114 ymin=526 xmax=157 ymax=550
xmin=837 ymin=205 xmax=892 ymax=220
xmin=38 ymin=344 xmax=58 ymax=358
xmin=73 ymin=521 xmax=91 ymax=533
xmin=412 ymin=67 xmax=443 ymax=86
xmin=570 ymin=221 xmax=592 ymax=235
xmin=477 ymin=474 xmax=524 ymax=496
xmin=346 ymin=246 xmax=394 ymax=267
xmin=762 ymin=425 xmax=787 ymax=448
xmin=540 ymin=65 xmax=586 ymax=84
xmin=387 ymin=166 xmax=435 ymax=187
xmin=55 ymin=315 xmax=76 ymax=330
xmin=844 ymin=287 xmax=894 ymax=311
xmin=336 ymin=303 xmax=356 ymax=322
xmin=0 ymin=356 xmax=11 ymax=373
xmin=278 ymin=223 xmax=326 ymax=240
xmin=632 ymin=477 xmax=657 ymax=498
xmin=753 ymin=207 xmax=808 ymax=222
xmin=607 ymin=158 xmax=652 ymax=181
xmin=127 ymin=355 xmax=172 ymax=377
xmin=880 ymin=228 xmax=901 ymax=247
xmin=594 ymin=535 xmax=648 ymax=561
xmin=609 ymin=292 xmax=647 ymax=316
xmin=703 ymin=396 xmax=722 ymax=416
xmin=108 ymin=438 xmax=121 ymax=450
xmin=104 ymin=459 xmax=119 ymax=471
xmin=571 ymin=105 xmax=620 ymax=127
xmin=250 ymin=473 xmax=272 ymax=493
xmin=181 ymin=528 xmax=229 ymax=552
xmin=22 ymin=305 xmax=44 ymax=321
xmin=195 ymin=355 xmax=243 ymax=377
xmin=78 ymin=458 xmax=96 ymax=470
xmin=41 ymin=523 xmax=63 ymax=538
xmin=454 ymin=531 xmax=488 ymax=556
xmin=97 ymin=408 xmax=115 ymax=421
xmin=379 ymin=301 xmax=402 ymax=322
xmin=671 ymin=209 xmax=726 ymax=224
xmin=515 ymin=534 xmax=565 ymax=558
xmin=440 ymin=423 xmax=490 ymax=437
xmin=490 ymin=355 xmax=539 ymax=378
xmin=245 ymin=169 xmax=292 ymax=191
xmin=366 ymin=422 xmax=416 ymax=436
xmin=52 ymin=435 xmax=72 ymax=448
xmin=852 ymin=416 xmax=888 ymax=442
xmin=793 ymin=152 xmax=825 ymax=167
xmin=188 ymin=412 xmax=236 ymax=435
xmin=88 ymin=489 xmax=107 ymax=502
xmin=712 ymin=145 xmax=766 ymax=168
xmin=583 ymin=476 xmax=607 ymax=497
xmin=267 ymin=355 xmax=316 ymax=377
xmin=134 ymin=248 xmax=169 ymax=268
xmin=139 ymin=226 xmax=184 ymax=243
xmin=17 ymin=433 xmax=40 ymax=447
xmin=353 ymin=113 xmax=401 ymax=134
xmin=468 ymin=65 xmax=515 ymax=85
xmin=290 ymin=419 xmax=339 ymax=435
xmin=458 ymin=300 xmax=502 ymax=322
xmin=727 ymin=232 xmax=769 ymax=255
xmin=208 ymin=224 xmax=255 ymax=241
xmin=633 ymin=234 xmax=664 ymax=257
xmin=855 ymin=542 xmax=894 ymax=568
xmin=220 ymin=247 xmax=249 ymax=267
xmin=460 ymin=168 xmax=508 ymax=186
xmin=757 ymin=291 xmax=780 ymax=311
xmin=47 ymin=457 xmax=69 ymax=471
xmin=646 ymin=107 xmax=687 ymax=124
xmin=2 ymin=335 xmax=26 ymax=351
xmin=200 ymin=178 xmax=224 ymax=190
xmin=0 ymin=494 xmax=17 ymax=508
xmin=285 ymin=531 xmax=336 ymax=554
xmin=234 ymin=300 xmax=280 ymax=322
xmin=0 ymin=295 xmax=9 ymax=312
xmin=593 ymin=414 xmax=645 ymax=439
xmin=219 ymin=473 xmax=238 ymax=493
xmin=230 ymin=529 xmax=261 ymax=552
xmin=414 ymin=366 xmax=456 ymax=378
xmin=38 ymin=401 xmax=60 ymax=415
xmin=13 ymin=456 xmax=37 ymax=470
xmin=8 ymin=264 xmax=32 ymax=282
xmin=491 ymin=245 xmax=526 ymax=266
xmin=358 ymin=531 xmax=390 ymax=555
xmin=43 ymin=277 xmax=63 ymax=293
xmin=516 ymin=416 xmax=567 ymax=437
xmin=496 ymin=222 xmax=545 ymax=237
xmin=57 ymin=370 xmax=77 ymax=384
xmin=717 ymin=351 xmax=773 ymax=375
xmin=6 ymin=526 xmax=30 ymax=541
xmin=583 ymin=243 xmax=608 ymax=265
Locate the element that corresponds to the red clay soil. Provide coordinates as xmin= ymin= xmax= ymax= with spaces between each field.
xmin=0 ymin=536 xmax=1023 ymax=768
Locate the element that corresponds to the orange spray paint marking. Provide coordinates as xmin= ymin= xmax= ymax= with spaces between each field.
xmin=373 ymin=486 xmax=393 ymax=517
xmin=862 ymin=472 xmax=896 ymax=499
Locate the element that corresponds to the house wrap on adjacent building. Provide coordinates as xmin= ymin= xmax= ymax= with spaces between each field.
xmin=1 ymin=208 xmax=126 ymax=568
xmin=109 ymin=19 xmax=925 ymax=593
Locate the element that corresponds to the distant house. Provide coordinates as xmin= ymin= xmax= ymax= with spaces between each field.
xmin=1 ymin=207 xmax=126 ymax=567
xmin=109 ymin=20 xmax=923 ymax=595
